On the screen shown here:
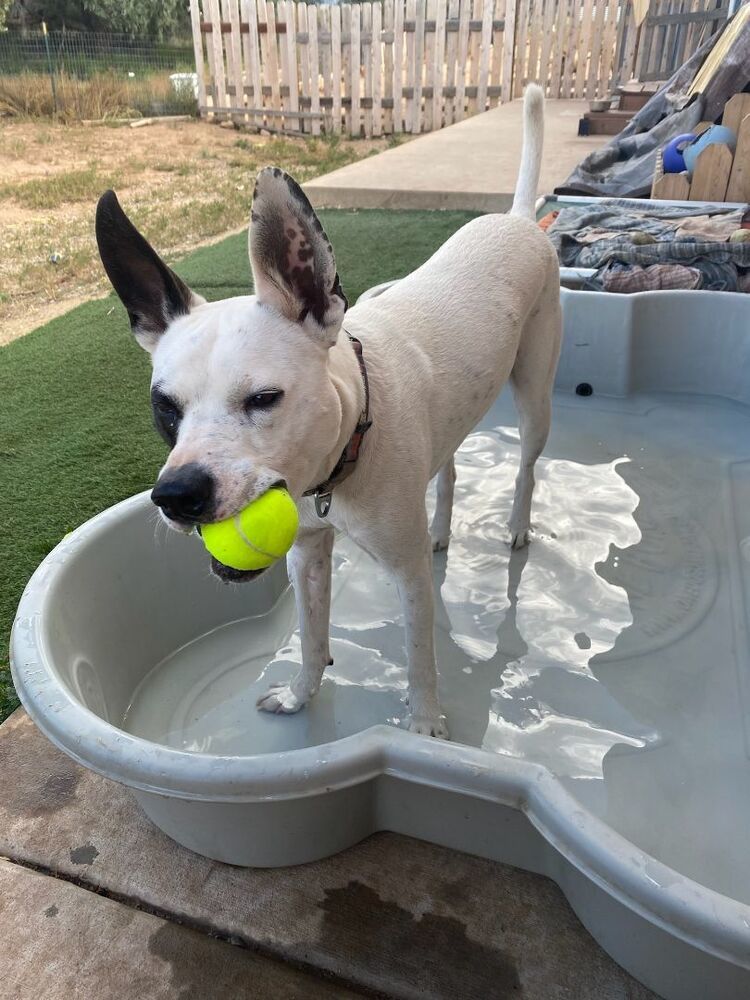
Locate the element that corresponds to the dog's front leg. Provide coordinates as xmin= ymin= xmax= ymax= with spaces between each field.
xmin=392 ymin=537 xmax=449 ymax=739
xmin=256 ymin=527 xmax=334 ymax=714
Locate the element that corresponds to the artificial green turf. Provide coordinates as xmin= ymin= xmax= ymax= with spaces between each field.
xmin=0 ymin=208 xmax=479 ymax=721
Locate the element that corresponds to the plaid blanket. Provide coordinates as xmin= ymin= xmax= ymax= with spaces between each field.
xmin=602 ymin=263 xmax=702 ymax=293
xmin=547 ymin=201 xmax=750 ymax=292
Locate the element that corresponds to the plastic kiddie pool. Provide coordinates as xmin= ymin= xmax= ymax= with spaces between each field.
xmin=11 ymin=284 xmax=750 ymax=1000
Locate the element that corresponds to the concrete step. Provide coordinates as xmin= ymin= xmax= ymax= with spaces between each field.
xmin=0 ymin=858 xmax=363 ymax=1000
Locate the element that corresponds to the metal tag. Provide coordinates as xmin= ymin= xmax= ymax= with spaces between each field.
xmin=314 ymin=491 xmax=333 ymax=518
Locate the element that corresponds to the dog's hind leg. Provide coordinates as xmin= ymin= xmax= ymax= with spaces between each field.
xmin=257 ymin=527 xmax=334 ymax=714
xmin=507 ymin=293 xmax=561 ymax=549
xmin=430 ymin=457 xmax=456 ymax=552
xmin=364 ymin=497 xmax=448 ymax=738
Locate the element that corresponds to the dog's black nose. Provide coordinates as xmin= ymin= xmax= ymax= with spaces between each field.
xmin=151 ymin=465 xmax=215 ymax=523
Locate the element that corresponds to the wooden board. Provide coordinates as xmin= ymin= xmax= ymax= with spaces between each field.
xmin=432 ymin=0 xmax=447 ymax=129
xmin=455 ymin=0 xmax=470 ymax=118
xmin=501 ymin=0 xmax=517 ymax=103
xmin=586 ymin=0 xmax=607 ymax=99
xmin=574 ymin=0 xmax=595 ymax=99
xmin=382 ymin=0 xmax=394 ymax=133
xmin=392 ymin=0 xmax=404 ymax=132
xmin=241 ymin=0 xmax=263 ymax=127
xmin=372 ymin=1 xmax=383 ymax=136
xmin=652 ymin=171 xmax=691 ymax=200
xmin=526 ymin=0 xmax=541 ymax=89
xmin=467 ymin=0 xmax=482 ymax=115
xmin=599 ymin=0 xmax=619 ymax=97
xmin=263 ymin=0 xmax=281 ymax=114
xmin=342 ymin=4 xmax=351 ymax=134
xmin=189 ymin=0 xmax=208 ymax=111
xmin=207 ymin=0 xmax=227 ymax=111
xmin=412 ymin=0 xmax=426 ymax=132
xmin=309 ymin=3 xmax=321 ymax=135
xmin=722 ymin=94 xmax=750 ymax=138
xmin=331 ymin=4 xmax=342 ymax=134
xmin=405 ymin=0 xmax=416 ymax=130
xmin=489 ymin=0 xmax=503 ymax=107
xmin=297 ymin=2 xmax=310 ymax=132
xmin=285 ymin=0 xmax=299 ymax=114
xmin=689 ymin=142 xmax=733 ymax=202
xmin=537 ymin=0 xmax=556 ymax=95
xmin=444 ymin=0 xmax=460 ymax=123
xmin=350 ymin=3 xmax=361 ymax=136
xmin=277 ymin=1 xmax=290 ymax=115
xmin=476 ymin=0 xmax=493 ymax=112
xmin=512 ymin=0 xmax=528 ymax=97
xmin=362 ymin=3 xmax=373 ymax=136
xmin=550 ymin=0 xmax=570 ymax=100
xmin=423 ymin=0 xmax=436 ymax=131
xmin=621 ymin=7 xmax=641 ymax=87
xmin=726 ymin=114 xmax=750 ymax=203
xmin=227 ymin=0 xmax=244 ymax=121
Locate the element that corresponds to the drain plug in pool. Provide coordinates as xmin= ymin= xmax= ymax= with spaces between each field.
xmin=576 ymin=382 xmax=593 ymax=397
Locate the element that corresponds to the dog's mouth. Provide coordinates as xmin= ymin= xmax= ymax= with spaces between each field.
xmin=209 ymin=556 xmax=268 ymax=585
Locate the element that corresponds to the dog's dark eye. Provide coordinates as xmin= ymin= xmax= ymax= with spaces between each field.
xmin=155 ymin=399 xmax=179 ymax=423
xmin=151 ymin=390 xmax=182 ymax=446
xmin=244 ymin=390 xmax=283 ymax=413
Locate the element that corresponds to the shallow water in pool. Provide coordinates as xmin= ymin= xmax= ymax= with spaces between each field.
xmin=124 ymin=387 xmax=750 ymax=903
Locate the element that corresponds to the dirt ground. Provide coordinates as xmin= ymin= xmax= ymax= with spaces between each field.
xmin=0 ymin=118 xmax=402 ymax=344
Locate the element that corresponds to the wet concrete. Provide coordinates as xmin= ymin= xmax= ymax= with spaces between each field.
xmin=0 ymin=709 xmax=658 ymax=999
xmin=0 ymin=858 xmax=363 ymax=999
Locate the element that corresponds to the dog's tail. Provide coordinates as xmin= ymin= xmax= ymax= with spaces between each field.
xmin=510 ymin=84 xmax=544 ymax=220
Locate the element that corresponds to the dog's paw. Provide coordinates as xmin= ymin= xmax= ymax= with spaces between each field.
xmin=407 ymin=713 xmax=450 ymax=739
xmin=256 ymin=683 xmax=309 ymax=714
xmin=431 ymin=534 xmax=450 ymax=553
xmin=509 ymin=525 xmax=530 ymax=549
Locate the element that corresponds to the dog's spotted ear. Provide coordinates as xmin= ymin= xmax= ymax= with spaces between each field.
xmin=96 ymin=190 xmax=201 ymax=352
xmin=249 ymin=167 xmax=347 ymax=345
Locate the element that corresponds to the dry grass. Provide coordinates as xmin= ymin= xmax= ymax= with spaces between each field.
xmin=0 ymin=71 xmax=194 ymax=122
xmin=0 ymin=166 xmax=119 ymax=209
xmin=0 ymin=118 xmax=407 ymax=341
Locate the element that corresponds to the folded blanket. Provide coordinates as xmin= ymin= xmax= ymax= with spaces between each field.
xmin=548 ymin=201 xmax=750 ymax=292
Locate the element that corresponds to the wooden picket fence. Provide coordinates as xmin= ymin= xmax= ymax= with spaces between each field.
xmin=189 ymin=0 xmax=727 ymax=137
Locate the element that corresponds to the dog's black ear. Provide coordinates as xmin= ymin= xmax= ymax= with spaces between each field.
xmin=249 ymin=167 xmax=347 ymax=346
xmin=96 ymin=190 xmax=198 ymax=352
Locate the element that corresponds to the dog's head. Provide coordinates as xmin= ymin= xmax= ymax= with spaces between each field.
xmin=96 ymin=168 xmax=349 ymax=577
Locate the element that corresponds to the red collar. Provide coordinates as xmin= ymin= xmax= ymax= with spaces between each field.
xmin=303 ymin=332 xmax=372 ymax=518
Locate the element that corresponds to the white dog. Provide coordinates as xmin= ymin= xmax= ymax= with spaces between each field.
xmin=96 ymin=84 xmax=560 ymax=738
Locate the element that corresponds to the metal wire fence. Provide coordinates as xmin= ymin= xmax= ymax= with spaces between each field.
xmin=0 ymin=29 xmax=198 ymax=119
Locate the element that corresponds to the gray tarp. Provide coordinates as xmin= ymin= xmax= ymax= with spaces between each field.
xmin=556 ymin=19 xmax=750 ymax=199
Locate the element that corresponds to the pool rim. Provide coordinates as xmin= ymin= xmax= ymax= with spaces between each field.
xmin=10 ymin=489 xmax=750 ymax=972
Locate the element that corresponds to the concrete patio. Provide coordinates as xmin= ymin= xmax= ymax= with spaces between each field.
xmin=304 ymin=99 xmax=607 ymax=212
xmin=1 ymin=708 xmax=658 ymax=999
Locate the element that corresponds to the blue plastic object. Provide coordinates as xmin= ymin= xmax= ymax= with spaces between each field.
xmin=683 ymin=125 xmax=737 ymax=178
xmin=662 ymin=133 xmax=697 ymax=173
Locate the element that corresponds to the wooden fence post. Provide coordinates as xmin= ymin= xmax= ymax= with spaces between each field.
xmin=412 ymin=0 xmax=425 ymax=132
xmin=350 ymin=3 xmax=361 ymax=136
xmin=372 ymin=1 xmax=383 ymax=135
xmin=189 ymin=0 xmax=208 ymax=112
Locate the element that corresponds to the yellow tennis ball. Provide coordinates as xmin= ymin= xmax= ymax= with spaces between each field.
xmin=200 ymin=488 xmax=299 ymax=571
